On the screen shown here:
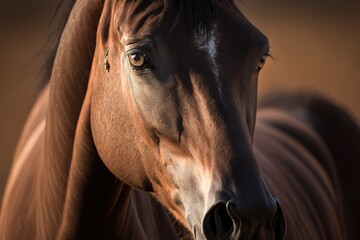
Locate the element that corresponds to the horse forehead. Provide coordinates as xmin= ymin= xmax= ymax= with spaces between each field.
xmin=114 ymin=0 xmax=165 ymax=38
xmin=114 ymin=1 xmax=260 ymax=44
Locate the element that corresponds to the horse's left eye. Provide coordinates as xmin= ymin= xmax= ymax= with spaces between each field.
xmin=257 ymin=55 xmax=267 ymax=72
xmin=127 ymin=52 xmax=149 ymax=71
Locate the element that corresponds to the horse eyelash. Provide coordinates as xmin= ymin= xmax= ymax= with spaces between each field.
xmin=265 ymin=51 xmax=274 ymax=61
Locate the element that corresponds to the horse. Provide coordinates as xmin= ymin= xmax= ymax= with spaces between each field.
xmin=0 ymin=0 xmax=359 ymax=239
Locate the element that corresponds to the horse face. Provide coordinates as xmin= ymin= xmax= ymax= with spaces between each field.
xmin=91 ymin=1 xmax=285 ymax=239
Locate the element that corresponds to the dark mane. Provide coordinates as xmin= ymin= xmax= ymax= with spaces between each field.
xmin=167 ymin=0 xmax=232 ymax=35
xmin=36 ymin=0 xmax=76 ymax=87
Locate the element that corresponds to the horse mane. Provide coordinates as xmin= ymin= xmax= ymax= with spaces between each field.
xmin=36 ymin=0 xmax=77 ymax=87
xmin=167 ymin=0 xmax=232 ymax=35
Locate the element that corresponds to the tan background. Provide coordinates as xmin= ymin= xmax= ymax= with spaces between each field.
xmin=1 ymin=0 xmax=359 ymax=203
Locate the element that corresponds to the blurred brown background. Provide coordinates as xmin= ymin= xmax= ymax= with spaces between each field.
xmin=0 ymin=0 xmax=359 ymax=203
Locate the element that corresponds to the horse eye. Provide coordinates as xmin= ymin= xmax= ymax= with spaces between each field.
xmin=127 ymin=52 xmax=149 ymax=71
xmin=257 ymin=55 xmax=267 ymax=72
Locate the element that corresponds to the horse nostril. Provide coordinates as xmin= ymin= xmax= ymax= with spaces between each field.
xmin=203 ymin=203 xmax=234 ymax=239
xmin=216 ymin=204 xmax=234 ymax=233
xmin=271 ymin=199 xmax=287 ymax=240
xmin=202 ymin=199 xmax=286 ymax=239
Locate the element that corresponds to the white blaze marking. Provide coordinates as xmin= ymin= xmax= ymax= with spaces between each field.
xmin=1 ymin=119 xmax=46 ymax=207
xmin=167 ymin=157 xmax=221 ymax=225
xmin=195 ymin=25 xmax=224 ymax=104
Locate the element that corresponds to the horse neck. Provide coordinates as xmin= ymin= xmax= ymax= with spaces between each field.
xmin=51 ymin=88 xmax=130 ymax=238
xmin=33 ymin=0 xmax=120 ymax=237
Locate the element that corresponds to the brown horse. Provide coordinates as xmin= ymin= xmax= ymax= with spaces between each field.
xmin=0 ymin=0 xmax=359 ymax=239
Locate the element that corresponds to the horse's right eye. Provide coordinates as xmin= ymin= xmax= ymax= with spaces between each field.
xmin=127 ymin=51 xmax=150 ymax=72
xmin=256 ymin=55 xmax=267 ymax=72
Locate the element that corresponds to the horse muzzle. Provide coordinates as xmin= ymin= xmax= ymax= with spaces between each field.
xmin=197 ymin=198 xmax=286 ymax=240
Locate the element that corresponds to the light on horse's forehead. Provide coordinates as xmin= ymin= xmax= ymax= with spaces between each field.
xmin=195 ymin=25 xmax=224 ymax=105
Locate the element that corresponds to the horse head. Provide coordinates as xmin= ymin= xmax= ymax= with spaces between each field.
xmin=89 ymin=1 xmax=286 ymax=239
